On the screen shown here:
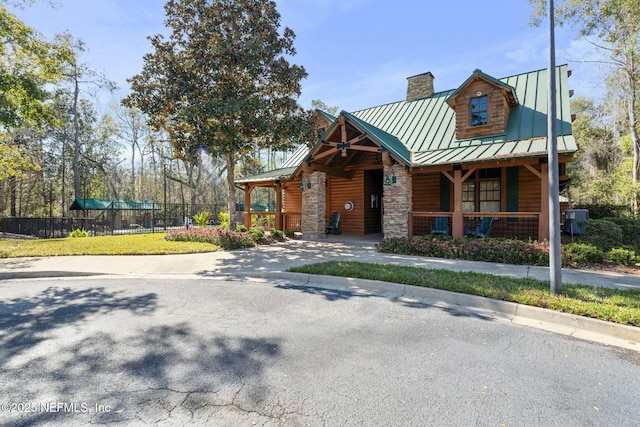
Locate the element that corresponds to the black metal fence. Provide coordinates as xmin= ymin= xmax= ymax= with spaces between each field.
xmin=0 ymin=203 xmax=244 ymax=238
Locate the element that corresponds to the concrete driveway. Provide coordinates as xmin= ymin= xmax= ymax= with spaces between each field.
xmin=1 ymin=275 xmax=639 ymax=426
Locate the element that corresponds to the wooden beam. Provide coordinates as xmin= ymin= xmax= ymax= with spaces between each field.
xmin=441 ymin=170 xmax=454 ymax=183
xmin=275 ymin=182 xmax=283 ymax=230
xmin=462 ymin=168 xmax=475 ymax=182
xmin=312 ymin=147 xmax=339 ymax=161
xmin=382 ymin=151 xmax=394 ymax=166
xmin=524 ymin=164 xmax=542 ymax=179
xmin=244 ymin=184 xmax=252 ymax=228
xmin=452 ymin=169 xmax=464 ymax=237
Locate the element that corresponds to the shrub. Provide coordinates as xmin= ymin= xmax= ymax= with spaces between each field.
xmin=212 ymin=228 xmax=255 ymax=250
xmin=218 ymin=211 xmax=230 ymax=230
xmin=166 ymin=227 xmax=255 ymax=249
xmin=378 ymin=235 xmax=608 ymax=268
xmin=249 ymin=226 xmax=265 ymax=241
xmin=606 ymin=246 xmax=639 ymax=266
xmin=69 ymin=228 xmax=88 ymax=238
xmin=236 ymin=225 xmax=248 ymax=232
xmin=573 ymin=204 xmax=631 ymax=219
xmin=270 ymin=229 xmax=284 ymax=239
xmin=192 ymin=211 xmax=211 ymax=228
xmin=578 ymin=219 xmax=623 ymax=251
xmin=379 ymin=235 xmax=554 ymax=266
xmin=563 ymin=242 xmax=605 ymax=265
xmin=284 ymin=230 xmax=295 ymax=238
xmin=606 ymin=218 xmax=640 ymax=248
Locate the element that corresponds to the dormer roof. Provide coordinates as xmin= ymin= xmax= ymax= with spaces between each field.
xmin=445 ymin=69 xmax=518 ymax=109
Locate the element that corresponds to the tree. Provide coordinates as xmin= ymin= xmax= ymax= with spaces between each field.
xmin=56 ymin=34 xmax=116 ymax=200
xmin=124 ymin=0 xmax=308 ymax=229
xmin=529 ymin=0 xmax=640 ymax=215
xmin=311 ymin=99 xmax=339 ymax=117
xmin=113 ymin=105 xmax=150 ymax=199
xmin=0 ymin=3 xmax=70 ymax=184
xmin=568 ymin=96 xmax=624 ymax=204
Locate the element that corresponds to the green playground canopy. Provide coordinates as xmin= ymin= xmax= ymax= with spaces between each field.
xmin=69 ymin=198 xmax=160 ymax=211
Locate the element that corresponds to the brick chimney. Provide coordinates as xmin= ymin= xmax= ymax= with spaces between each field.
xmin=406 ymin=72 xmax=434 ymax=101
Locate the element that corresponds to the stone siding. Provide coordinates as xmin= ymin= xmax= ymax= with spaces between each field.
xmin=383 ymin=165 xmax=412 ymax=238
xmin=301 ymin=171 xmax=326 ymax=238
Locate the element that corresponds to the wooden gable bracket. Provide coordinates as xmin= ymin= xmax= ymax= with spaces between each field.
xmin=442 ymin=167 xmax=475 ymax=184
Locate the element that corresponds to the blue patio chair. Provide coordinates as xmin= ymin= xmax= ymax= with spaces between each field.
xmin=466 ymin=217 xmax=493 ymax=238
xmin=326 ymin=211 xmax=341 ymax=234
xmin=430 ymin=216 xmax=450 ymax=235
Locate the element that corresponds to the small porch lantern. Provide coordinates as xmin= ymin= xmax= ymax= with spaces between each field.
xmin=384 ymin=169 xmax=396 ymax=186
xmin=299 ymin=176 xmax=312 ymax=191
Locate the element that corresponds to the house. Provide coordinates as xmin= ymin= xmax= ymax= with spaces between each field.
xmin=235 ymin=65 xmax=577 ymax=241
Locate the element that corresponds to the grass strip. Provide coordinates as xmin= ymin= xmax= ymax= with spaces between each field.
xmin=0 ymin=233 xmax=217 ymax=257
xmin=289 ymin=261 xmax=640 ymax=327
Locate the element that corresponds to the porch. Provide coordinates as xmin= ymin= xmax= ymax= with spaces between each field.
xmin=409 ymin=212 xmax=541 ymax=240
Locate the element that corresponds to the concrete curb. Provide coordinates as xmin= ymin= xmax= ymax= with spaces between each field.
xmin=253 ymin=272 xmax=640 ymax=352
xmin=0 ymin=271 xmax=106 ymax=280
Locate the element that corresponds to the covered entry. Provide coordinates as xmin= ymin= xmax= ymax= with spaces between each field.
xmin=299 ymin=113 xmax=407 ymax=236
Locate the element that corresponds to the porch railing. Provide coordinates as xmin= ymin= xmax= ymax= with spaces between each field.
xmin=409 ymin=212 xmax=541 ymax=241
xmin=282 ymin=212 xmax=302 ymax=232
xmin=245 ymin=211 xmax=302 ymax=232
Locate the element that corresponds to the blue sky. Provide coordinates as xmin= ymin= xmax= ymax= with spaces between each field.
xmin=12 ymin=0 xmax=604 ymax=112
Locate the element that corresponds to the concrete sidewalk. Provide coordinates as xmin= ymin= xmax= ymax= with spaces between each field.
xmin=1 ymin=236 xmax=639 ymax=350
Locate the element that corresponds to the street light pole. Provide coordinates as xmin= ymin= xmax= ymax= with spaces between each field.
xmin=548 ymin=0 xmax=563 ymax=294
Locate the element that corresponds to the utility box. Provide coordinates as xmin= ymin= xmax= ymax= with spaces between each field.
xmin=564 ymin=209 xmax=589 ymax=235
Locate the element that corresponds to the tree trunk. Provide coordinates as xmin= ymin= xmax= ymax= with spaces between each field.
xmin=71 ymin=73 xmax=81 ymax=200
xmin=131 ymin=141 xmax=136 ymax=199
xmin=226 ymin=152 xmax=237 ymax=230
xmin=627 ymin=66 xmax=640 ymax=216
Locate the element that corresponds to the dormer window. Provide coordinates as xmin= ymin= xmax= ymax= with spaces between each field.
xmin=446 ymin=69 xmax=519 ymax=139
xmin=470 ymin=96 xmax=488 ymax=126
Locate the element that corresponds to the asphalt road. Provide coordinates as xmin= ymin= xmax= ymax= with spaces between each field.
xmin=1 ymin=275 xmax=639 ymax=426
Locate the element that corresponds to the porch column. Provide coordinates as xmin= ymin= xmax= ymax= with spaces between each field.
xmin=540 ymin=163 xmax=550 ymax=241
xmin=275 ymin=181 xmax=283 ymax=230
xmin=243 ymin=184 xmax=252 ymax=228
xmin=301 ymin=171 xmax=326 ymax=238
xmin=383 ymin=164 xmax=412 ymax=238
xmin=452 ymin=169 xmax=464 ymax=238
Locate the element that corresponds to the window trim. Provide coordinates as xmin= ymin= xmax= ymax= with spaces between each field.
xmin=470 ymin=95 xmax=489 ymax=127
xmin=461 ymin=169 xmax=501 ymax=213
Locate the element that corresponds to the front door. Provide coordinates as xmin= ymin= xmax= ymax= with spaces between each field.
xmin=364 ymin=170 xmax=383 ymax=234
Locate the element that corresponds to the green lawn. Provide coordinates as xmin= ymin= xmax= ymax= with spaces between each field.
xmin=289 ymin=261 xmax=640 ymax=327
xmin=0 ymin=233 xmax=218 ymax=257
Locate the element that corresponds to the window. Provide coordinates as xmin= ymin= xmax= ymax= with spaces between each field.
xmin=462 ymin=181 xmax=475 ymax=212
xmin=462 ymin=169 xmax=501 ymax=212
xmin=479 ymin=180 xmax=500 ymax=212
xmin=317 ymin=127 xmax=326 ymax=139
xmin=470 ymin=96 xmax=488 ymax=126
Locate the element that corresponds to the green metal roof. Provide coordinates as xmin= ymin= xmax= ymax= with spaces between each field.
xmin=352 ymin=65 xmax=576 ymax=167
xmin=69 ymin=198 xmax=160 ymax=210
xmin=281 ymin=144 xmax=310 ymax=168
xmin=341 ymin=110 xmax=412 ymax=165
xmin=235 ymin=166 xmax=299 ymax=184
xmin=236 ymin=65 xmax=577 ymax=183
xmin=316 ymin=109 xmax=337 ymax=123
